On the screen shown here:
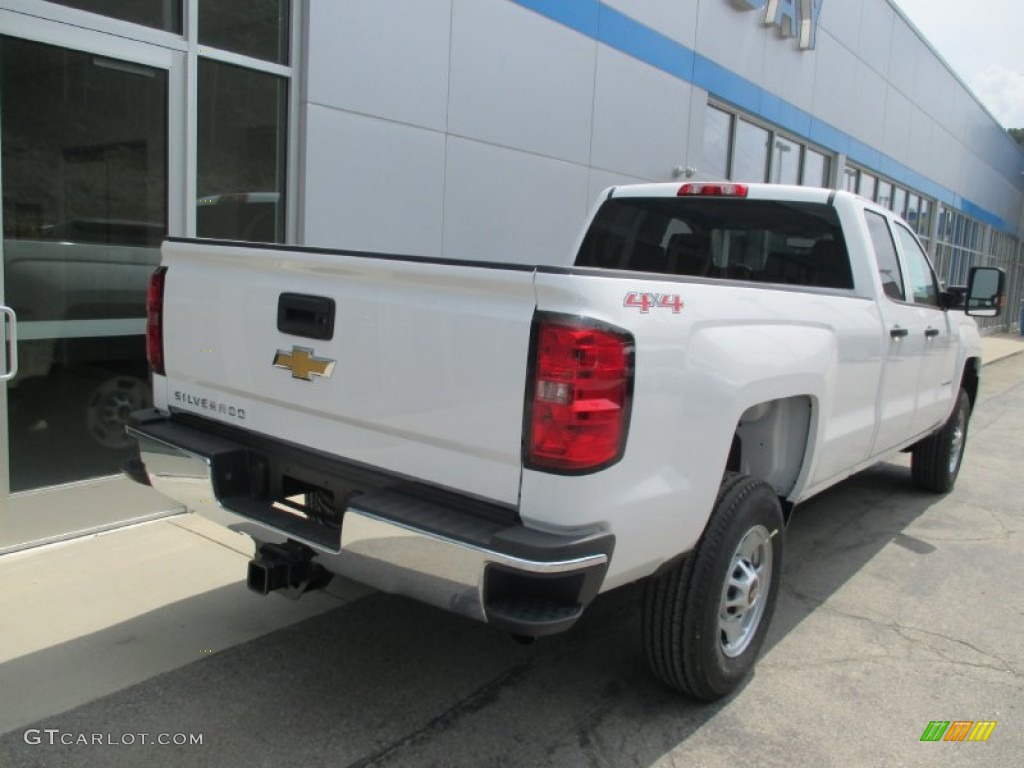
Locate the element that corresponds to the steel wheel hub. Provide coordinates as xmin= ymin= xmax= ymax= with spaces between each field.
xmin=719 ymin=525 xmax=773 ymax=658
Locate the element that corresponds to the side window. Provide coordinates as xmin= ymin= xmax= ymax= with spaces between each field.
xmin=865 ymin=211 xmax=905 ymax=301
xmin=893 ymin=224 xmax=940 ymax=308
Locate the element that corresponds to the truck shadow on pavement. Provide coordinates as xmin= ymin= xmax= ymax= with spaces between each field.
xmin=0 ymin=459 xmax=952 ymax=768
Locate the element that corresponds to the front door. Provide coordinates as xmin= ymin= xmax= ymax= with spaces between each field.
xmin=863 ymin=209 xmax=929 ymax=455
xmin=0 ymin=29 xmax=180 ymax=551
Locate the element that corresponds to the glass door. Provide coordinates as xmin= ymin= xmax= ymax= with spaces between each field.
xmin=0 ymin=27 xmax=182 ymax=551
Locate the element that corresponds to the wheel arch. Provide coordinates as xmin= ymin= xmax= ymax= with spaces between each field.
xmin=730 ymin=395 xmax=814 ymax=516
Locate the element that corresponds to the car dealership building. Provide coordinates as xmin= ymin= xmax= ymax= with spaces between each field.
xmin=1 ymin=0 xmax=1023 ymax=549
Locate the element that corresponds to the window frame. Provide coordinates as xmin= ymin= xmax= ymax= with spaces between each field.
xmin=705 ymin=101 xmax=832 ymax=189
xmin=703 ymin=104 xmax=734 ymax=180
xmin=184 ymin=0 xmax=300 ymax=243
xmin=575 ymin=197 xmax=855 ymax=292
xmin=864 ymin=209 xmax=907 ymax=303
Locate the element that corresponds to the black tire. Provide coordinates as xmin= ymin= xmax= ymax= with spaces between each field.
xmin=643 ymin=473 xmax=784 ymax=701
xmin=911 ymin=388 xmax=971 ymax=494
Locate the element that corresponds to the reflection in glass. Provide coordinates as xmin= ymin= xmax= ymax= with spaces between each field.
xmin=733 ymin=120 xmax=769 ymax=182
xmin=199 ymin=0 xmax=290 ymax=64
xmin=918 ymin=199 xmax=931 ymax=240
xmin=771 ymin=137 xmax=799 ymax=185
xmin=2 ymin=36 xmax=167 ymax=491
xmin=906 ymin=194 xmax=920 ymax=230
xmin=865 ymin=211 xmax=905 ymax=301
xmin=876 ymin=180 xmax=893 ymax=209
xmin=858 ymin=172 xmax=877 ymax=200
xmin=894 ymin=226 xmax=939 ymax=307
xmin=47 ymin=0 xmax=183 ymax=33
xmin=703 ymin=107 xmax=732 ymax=179
xmin=197 ymin=59 xmax=287 ymax=243
xmin=802 ymin=148 xmax=829 ymax=187
xmin=892 ymin=187 xmax=907 ymax=219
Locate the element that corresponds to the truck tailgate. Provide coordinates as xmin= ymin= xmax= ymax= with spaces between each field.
xmin=156 ymin=240 xmax=538 ymax=506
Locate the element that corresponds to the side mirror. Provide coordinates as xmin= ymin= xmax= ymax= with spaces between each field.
xmin=965 ymin=266 xmax=1006 ymax=318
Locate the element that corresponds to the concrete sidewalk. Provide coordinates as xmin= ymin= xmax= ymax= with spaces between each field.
xmin=0 ymin=332 xmax=1021 ymax=749
xmin=981 ymin=332 xmax=1024 ymax=364
xmin=0 ymin=513 xmax=372 ymax=734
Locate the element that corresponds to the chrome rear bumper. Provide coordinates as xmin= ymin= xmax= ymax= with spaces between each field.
xmin=127 ymin=412 xmax=612 ymax=636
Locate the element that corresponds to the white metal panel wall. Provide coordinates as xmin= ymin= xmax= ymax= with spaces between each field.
xmin=756 ymin=32 xmax=818 ymax=114
xmin=305 ymin=0 xmax=452 ymax=132
xmin=694 ymin=0 xmax=768 ymax=89
xmin=858 ymin=0 xmax=895 ymax=79
xmin=447 ymin=0 xmax=596 ymax=166
xmin=809 ymin=34 xmax=860 ymax=136
xmin=303 ymin=106 xmax=446 ymax=256
xmin=443 ymin=137 xmax=590 ymax=265
xmin=591 ymin=46 xmax=692 ymax=181
xmin=300 ymin=0 xmax=1024 ymax=260
xmin=302 ymin=0 xmax=703 ymax=263
xmin=881 ymin=85 xmax=913 ymax=162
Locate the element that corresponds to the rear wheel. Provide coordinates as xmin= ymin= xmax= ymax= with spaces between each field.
xmin=643 ymin=473 xmax=784 ymax=700
xmin=911 ymin=388 xmax=971 ymax=493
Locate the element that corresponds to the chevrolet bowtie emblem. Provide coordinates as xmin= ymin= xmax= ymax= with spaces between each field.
xmin=272 ymin=346 xmax=336 ymax=381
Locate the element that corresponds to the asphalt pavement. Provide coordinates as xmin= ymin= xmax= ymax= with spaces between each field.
xmin=1 ymin=338 xmax=1022 ymax=767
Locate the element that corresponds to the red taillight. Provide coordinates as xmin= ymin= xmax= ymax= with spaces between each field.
xmin=146 ymin=266 xmax=167 ymax=375
xmin=526 ymin=315 xmax=633 ymax=473
xmin=677 ymin=182 xmax=748 ymax=197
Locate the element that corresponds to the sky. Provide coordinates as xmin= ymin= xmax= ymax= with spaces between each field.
xmin=890 ymin=0 xmax=1024 ymax=128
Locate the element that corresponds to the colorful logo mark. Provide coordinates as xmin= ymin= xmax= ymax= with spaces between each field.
xmin=920 ymin=721 xmax=997 ymax=742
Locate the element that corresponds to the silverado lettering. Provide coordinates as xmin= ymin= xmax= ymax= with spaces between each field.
xmin=173 ymin=391 xmax=246 ymax=420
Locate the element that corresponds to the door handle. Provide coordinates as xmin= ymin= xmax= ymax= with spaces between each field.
xmin=890 ymin=326 xmax=909 ymax=339
xmin=278 ymin=293 xmax=335 ymax=341
xmin=925 ymin=327 xmax=940 ymax=338
xmin=0 ymin=306 xmax=18 ymax=382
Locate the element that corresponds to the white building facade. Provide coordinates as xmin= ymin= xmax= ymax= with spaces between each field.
xmin=1 ymin=0 xmax=1022 ymax=548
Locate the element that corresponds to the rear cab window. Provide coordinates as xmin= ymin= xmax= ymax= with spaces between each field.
xmin=575 ymin=196 xmax=853 ymax=290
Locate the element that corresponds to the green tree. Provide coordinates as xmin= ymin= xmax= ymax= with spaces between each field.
xmin=1009 ymin=128 xmax=1024 ymax=148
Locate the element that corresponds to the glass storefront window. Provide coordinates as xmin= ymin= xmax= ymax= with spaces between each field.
xmin=197 ymin=59 xmax=287 ymax=243
xmin=918 ymin=199 xmax=931 ymax=239
xmin=2 ymin=36 xmax=167 ymax=491
xmin=733 ymin=120 xmax=769 ymax=182
xmin=47 ymin=0 xmax=183 ymax=34
xmin=843 ymin=168 xmax=857 ymax=192
xmin=771 ymin=137 xmax=799 ymax=184
xmin=876 ymin=180 xmax=893 ymax=209
xmin=906 ymin=194 xmax=921 ymax=231
xmin=802 ymin=148 xmax=829 ymax=187
xmin=706 ymin=103 xmax=834 ymax=189
xmin=199 ymin=0 xmax=290 ymax=64
xmin=892 ymin=187 xmax=907 ymax=219
xmin=703 ymin=106 xmax=732 ymax=179
xmin=858 ymin=171 xmax=877 ymax=200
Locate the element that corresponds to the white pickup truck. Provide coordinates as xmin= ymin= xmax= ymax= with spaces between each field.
xmin=126 ymin=183 xmax=1005 ymax=700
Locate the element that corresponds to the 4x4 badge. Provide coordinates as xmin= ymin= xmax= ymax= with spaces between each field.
xmin=272 ymin=346 xmax=336 ymax=381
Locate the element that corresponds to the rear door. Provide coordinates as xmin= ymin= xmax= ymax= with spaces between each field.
xmin=157 ymin=240 xmax=539 ymax=506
